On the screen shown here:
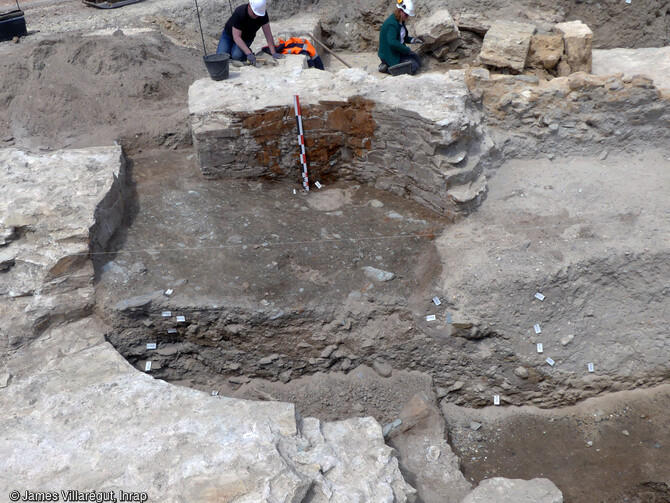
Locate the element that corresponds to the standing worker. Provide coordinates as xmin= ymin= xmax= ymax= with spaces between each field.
xmin=378 ymin=0 xmax=422 ymax=75
xmin=216 ymin=0 xmax=283 ymax=65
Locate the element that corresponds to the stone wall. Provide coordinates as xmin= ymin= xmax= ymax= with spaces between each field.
xmin=466 ymin=69 xmax=670 ymax=159
xmin=189 ymin=58 xmax=493 ymax=215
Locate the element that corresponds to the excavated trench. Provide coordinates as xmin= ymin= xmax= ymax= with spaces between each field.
xmin=96 ymin=144 xmax=670 ymax=411
xmin=3 ymin=3 xmax=669 ymax=499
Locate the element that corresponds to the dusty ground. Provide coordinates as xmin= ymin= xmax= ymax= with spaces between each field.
xmin=445 ymin=386 xmax=670 ymax=502
xmin=2 ymin=0 xmax=669 ymax=501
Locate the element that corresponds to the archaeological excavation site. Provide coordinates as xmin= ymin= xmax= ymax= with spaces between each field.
xmin=1 ymin=0 xmax=669 ymax=500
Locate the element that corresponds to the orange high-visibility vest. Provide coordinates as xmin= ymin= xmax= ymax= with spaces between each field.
xmin=277 ymin=37 xmax=318 ymax=58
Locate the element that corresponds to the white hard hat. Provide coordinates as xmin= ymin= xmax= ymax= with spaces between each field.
xmin=250 ymin=0 xmax=266 ymax=16
xmin=396 ymin=0 xmax=415 ymax=16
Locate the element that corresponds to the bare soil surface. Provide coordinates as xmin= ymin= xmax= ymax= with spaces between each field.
xmin=444 ymin=386 xmax=670 ymax=503
xmin=0 ymin=25 xmax=203 ymax=151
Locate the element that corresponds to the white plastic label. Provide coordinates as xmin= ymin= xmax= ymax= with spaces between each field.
xmin=535 ymin=292 xmax=545 ymax=301
xmin=588 ymin=362 xmax=594 ymax=373
xmin=165 ymin=289 xmax=173 ymax=296
xmin=211 ymin=390 xmax=219 ymax=396
xmin=162 ymin=311 xmax=172 ymax=317
xmin=293 ymin=189 xmax=297 ymax=195
xmin=145 ymin=361 xmax=152 ymax=372
xmin=176 ymin=315 xmax=186 ymax=322
xmin=426 ymin=315 xmax=436 ymax=322
xmin=432 ymin=296 xmax=441 ymax=306
xmin=167 ymin=328 xmax=177 ymax=334
xmin=146 ymin=343 xmax=157 ymax=350
xmin=493 ymin=395 xmax=500 ymax=406
xmin=546 ymin=357 xmax=555 ymax=366
xmin=315 ymin=181 xmax=323 ymax=189
xmin=534 ymin=324 xmax=541 ymax=334
xmin=537 ymin=343 xmax=544 ymax=353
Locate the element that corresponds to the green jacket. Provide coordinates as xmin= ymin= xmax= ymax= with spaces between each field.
xmin=378 ymin=13 xmax=411 ymax=66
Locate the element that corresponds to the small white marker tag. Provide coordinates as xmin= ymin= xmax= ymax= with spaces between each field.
xmin=535 ymin=292 xmax=545 ymax=301
xmin=293 ymin=189 xmax=297 ymax=195
xmin=546 ymin=357 xmax=555 ymax=366
xmin=162 ymin=311 xmax=172 ymax=317
xmin=176 ymin=315 xmax=186 ymax=322
xmin=167 ymin=328 xmax=177 ymax=334
xmin=144 ymin=361 xmax=152 ymax=372
xmin=534 ymin=324 xmax=542 ymax=334
xmin=165 ymin=289 xmax=173 ymax=296
xmin=432 ymin=296 xmax=441 ymax=306
xmin=426 ymin=315 xmax=436 ymax=322
xmin=146 ymin=343 xmax=157 ymax=350
xmin=588 ymin=362 xmax=594 ymax=373
xmin=537 ymin=343 xmax=544 ymax=353
xmin=315 ymin=181 xmax=323 ymax=189
xmin=493 ymin=395 xmax=500 ymax=406
xmin=211 ymin=390 xmax=219 ymax=396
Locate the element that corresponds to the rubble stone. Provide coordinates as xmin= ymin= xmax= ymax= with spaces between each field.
xmin=527 ymin=34 xmax=564 ymax=70
xmin=555 ymin=21 xmax=593 ymax=74
xmin=479 ymin=20 xmax=537 ymax=72
xmin=414 ymin=9 xmax=460 ymax=51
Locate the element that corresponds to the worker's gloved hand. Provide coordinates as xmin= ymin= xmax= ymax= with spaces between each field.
xmin=272 ymin=52 xmax=284 ymax=59
xmin=410 ymin=37 xmax=423 ymax=44
xmin=246 ymin=53 xmax=257 ymax=65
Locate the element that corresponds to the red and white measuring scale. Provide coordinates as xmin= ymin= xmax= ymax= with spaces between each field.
xmin=293 ymin=95 xmax=310 ymax=191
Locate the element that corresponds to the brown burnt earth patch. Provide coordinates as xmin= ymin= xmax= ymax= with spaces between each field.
xmin=238 ymin=97 xmax=377 ymax=181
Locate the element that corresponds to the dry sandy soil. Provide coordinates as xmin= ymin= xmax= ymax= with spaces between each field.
xmin=2 ymin=0 xmax=669 ymax=502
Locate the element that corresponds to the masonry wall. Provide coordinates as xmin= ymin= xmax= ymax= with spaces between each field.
xmin=192 ymin=95 xmax=490 ymax=216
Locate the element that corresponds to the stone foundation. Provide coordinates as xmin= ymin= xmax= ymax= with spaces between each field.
xmin=189 ymin=57 xmax=492 ymax=215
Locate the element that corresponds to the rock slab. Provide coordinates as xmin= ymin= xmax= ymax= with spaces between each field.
xmin=414 ymin=9 xmax=460 ymax=49
xmin=479 ymin=20 xmax=537 ymax=72
xmin=461 ymin=477 xmax=563 ymax=503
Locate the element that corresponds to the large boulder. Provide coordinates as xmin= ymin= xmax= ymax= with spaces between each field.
xmin=414 ymin=9 xmax=460 ymax=53
xmin=554 ymin=20 xmax=593 ymax=73
xmin=479 ymin=20 xmax=537 ymax=72
xmin=461 ymin=478 xmax=563 ymax=503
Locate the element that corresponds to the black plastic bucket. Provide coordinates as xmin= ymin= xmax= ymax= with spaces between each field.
xmin=0 ymin=10 xmax=27 ymax=42
xmin=203 ymin=53 xmax=230 ymax=81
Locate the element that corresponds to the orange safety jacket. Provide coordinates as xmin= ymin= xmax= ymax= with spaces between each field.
xmin=276 ymin=37 xmax=318 ymax=58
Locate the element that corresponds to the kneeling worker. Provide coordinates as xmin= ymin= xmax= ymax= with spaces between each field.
xmin=378 ymin=0 xmax=422 ymax=75
xmin=217 ymin=0 xmax=283 ymax=65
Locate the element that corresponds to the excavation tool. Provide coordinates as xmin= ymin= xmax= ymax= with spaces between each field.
xmin=293 ymin=95 xmax=310 ymax=191
xmin=308 ymin=33 xmax=352 ymax=69
xmin=82 ymin=0 xmax=146 ymax=8
xmin=0 ymin=0 xmax=27 ymax=42
xmin=193 ymin=0 xmax=230 ymax=80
